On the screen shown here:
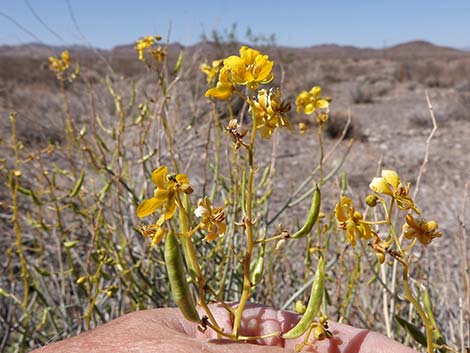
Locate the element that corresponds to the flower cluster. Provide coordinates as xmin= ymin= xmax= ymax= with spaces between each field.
xmin=403 ymin=214 xmax=442 ymax=245
xmin=250 ymin=88 xmax=292 ymax=139
xmin=48 ymin=51 xmax=70 ymax=78
xmin=194 ymin=197 xmax=227 ymax=241
xmin=135 ymin=35 xmax=166 ymax=63
xmin=369 ymin=170 xmax=419 ymax=213
xmin=205 ymin=46 xmax=274 ymax=99
xmin=296 ymin=86 xmax=331 ymax=123
xmin=137 ymin=166 xmax=227 ymax=244
xmin=334 ymin=196 xmax=372 ymax=247
xmin=336 ymin=169 xmax=442 ymax=262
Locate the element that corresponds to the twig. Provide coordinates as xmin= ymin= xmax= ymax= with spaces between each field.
xmin=413 ymin=91 xmax=438 ymax=199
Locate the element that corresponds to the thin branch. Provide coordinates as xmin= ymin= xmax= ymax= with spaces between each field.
xmin=413 ymin=90 xmax=438 ymax=199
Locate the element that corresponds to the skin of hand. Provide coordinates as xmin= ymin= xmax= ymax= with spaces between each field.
xmin=31 ymin=304 xmax=418 ymax=353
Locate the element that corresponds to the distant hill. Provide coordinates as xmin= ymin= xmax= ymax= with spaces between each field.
xmin=383 ymin=40 xmax=463 ymax=59
xmin=0 ymin=40 xmax=468 ymax=61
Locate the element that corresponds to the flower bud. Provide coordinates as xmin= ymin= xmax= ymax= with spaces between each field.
xmin=294 ymin=300 xmax=307 ymax=314
xmin=76 ymin=276 xmax=87 ymax=285
xmin=365 ymin=194 xmax=379 ymax=207
xmin=376 ymin=251 xmax=386 ymax=264
xmin=313 ymin=325 xmax=327 ymax=340
xmin=426 ymin=220 xmax=438 ymax=231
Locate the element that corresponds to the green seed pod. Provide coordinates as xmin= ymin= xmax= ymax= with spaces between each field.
xmin=291 ymin=186 xmax=321 ymax=239
xmin=173 ymin=51 xmax=184 ymax=75
xmin=164 ymin=232 xmax=200 ymax=323
xmin=282 ymin=257 xmax=325 ymax=339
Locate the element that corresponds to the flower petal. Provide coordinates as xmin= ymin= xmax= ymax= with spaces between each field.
xmin=310 ymin=86 xmax=322 ymax=98
xmin=205 ymin=84 xmax=233 ymax=100
xmin=381 ymin=170 xmax=400 ymax=190
xmin=316 ymin=99 xmax=330 ymax=109
xmin=369 ymin=177 xmax=393 ymax=195
xmin=151 ymin=166 xmax=167 ymax=188
xmin=154 ymin=189 xmax=170 ymax=201
xmin=136 ymin=197 xmax=163 ymax=218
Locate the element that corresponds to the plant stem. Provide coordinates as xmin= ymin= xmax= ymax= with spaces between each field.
xmin=233 ymin=102 xmax=258 ymax=337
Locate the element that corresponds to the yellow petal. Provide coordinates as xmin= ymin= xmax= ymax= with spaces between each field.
xmin=381 ymin=170 xmax=400 ymax=190
xmin=205 ymin=84 xmax=233 ymax=100
xmin=224 ymin=55 xmax=246 ymax=84
xmin=260 ymin=71 xmax=274 ymax=84
xmin=369 ymin=177 xmax=393 ymax=195
xmin=256 ymin=58 xmax=274 ymax=83
xmin=334 ymin=203 xmax=347 ymax=222
xmin=304 ymin=103 xmax=315 ymax=115
xmin=136 ymin=197 xmax=163 ymax=218
xmin=151 ymin=166 xmax=167 ymax=187
xmin=346 ymin=221 xmax=357 ymax=247
xmin=316 ymin=99 xmax=329 ymax=109
xmin=163 ymin=202 xmax=177 ymax=220
xmin=176 ymin=173 xmax=190 ymax=185
xmin=310 ymin=86 xmax=322 ymax=97
xmin=240 ymin=46 xmax=258 ymax=64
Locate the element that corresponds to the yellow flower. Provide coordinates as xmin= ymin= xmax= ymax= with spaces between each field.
xmin=223 ymin=46 xmax=274 ymax=89
xmin=403 ymin=214 xmax=442 ymax=245
xmin=136 ymin=166 xmax=193 ymax=223
xmin=369 ymin=170 xmax=419 ymax=213
xmin=139 ymin=223 xmax=167 ymax=248
xmin=205 ymin=66 xmax=234 ymax=100
xmin=205 ymin=46 xmax=274 ymax=99
xmin=296 ymin=86 xmax=330 ymax=115
xmin=194 ymin=197 xmax=226 ymax=241
xmin=48 ymin=50 xmax=70 ymax=76
xmin=250 ymin=88 xmax=292 ymax=139
xmin=335 ymin=196 xmax=372 ymax=247
xmin=200 ymin=59 xmax=223 ymax=84
xmin=135 ymin=35 xmax=155 ymax=61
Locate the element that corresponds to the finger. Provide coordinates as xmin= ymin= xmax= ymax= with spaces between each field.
xmin=192 ymin=303 xmax=418 ymax=353
xmin=31 ymin=308 xmax=292 ymax=353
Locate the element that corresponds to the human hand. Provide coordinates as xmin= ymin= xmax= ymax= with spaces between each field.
xmin=31 ymin=304 xmax=418 ymax=353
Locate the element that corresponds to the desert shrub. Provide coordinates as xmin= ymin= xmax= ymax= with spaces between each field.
xmin=408 ymin=95 xmax=470 ymax=127
xmin=351 ymin=75 xmax=396 ymax=104
xmin=325 ymin=111 xmax=366 ymax=141
xmin=0 ymin=41 xmax=467 ymax=353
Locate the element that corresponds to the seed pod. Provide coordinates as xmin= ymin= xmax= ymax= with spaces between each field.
xmin=164 ymin=232 xmax=200 ymax=323
xmin=291 ymin=186 xmax=321 ymax=239
xmin=69 ymin=170 xmax=85 ymax=197
xmin=282 ymin=257 xmax=325 ymax=339
xmin=250 ymin=240 xmax=266 ymax=287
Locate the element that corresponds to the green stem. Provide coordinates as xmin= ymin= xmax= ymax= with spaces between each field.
xmin=233 ymin=100 xmax=257 ymax=337
xmin=387 ymin=203 xmax=433 ymax=352
xmin=317 ymin=123 xmax=325 ymax=184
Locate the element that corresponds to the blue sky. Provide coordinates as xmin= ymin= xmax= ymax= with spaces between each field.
xmin=1 ymin=0 xmax=469 ymax=49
